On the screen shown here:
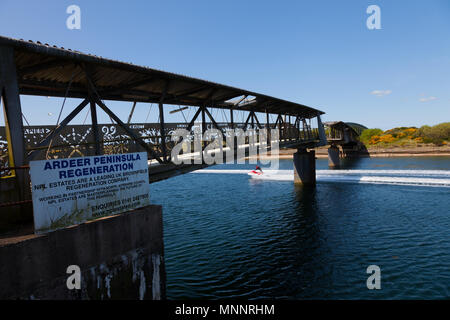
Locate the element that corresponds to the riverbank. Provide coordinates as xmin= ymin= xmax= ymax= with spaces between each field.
xmin=247 ymin=145 xmax=450 ymax=160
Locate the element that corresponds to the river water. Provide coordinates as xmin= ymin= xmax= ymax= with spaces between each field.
xmin=150 ymin=156 xmax=450 ymax=299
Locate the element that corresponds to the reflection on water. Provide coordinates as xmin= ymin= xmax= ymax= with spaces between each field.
xmin=151 ymin=157 xmax=450 ymax=299
xmin=340 ymin=157 xmax=364 ymax=169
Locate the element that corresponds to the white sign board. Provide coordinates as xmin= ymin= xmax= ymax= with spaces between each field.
xmin=29 ymin=152 xmax=150 ymax=233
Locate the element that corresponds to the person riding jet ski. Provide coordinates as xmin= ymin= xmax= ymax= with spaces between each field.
xmin=249 ymin=165 xmax=263 ymax=175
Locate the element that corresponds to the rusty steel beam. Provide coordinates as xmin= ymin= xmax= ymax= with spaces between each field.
xmin=171 ymin=84 xmax=210 ymax=99
xmin=27 ymin=98 xmax=90 ymax=160
xmin=204 ymin=107 xmax=224 ymax=135
xmin=252 ymin=111 xmax=262 ymax=129
xmin=84 ymin=64 xmax=102 ymax=155
xmin=159 ymin=80 xmax=170 ymax=162
xmin=0 ymin=45 xmax=28 ymax=201
xmin=99 ymin=75 xmax=158 ymax=95
xmin=17 ymin=59 xmax=71 ymax=76
xmin=83 ymin=68 xmax=163 ymax=163
xmin=94 ymin=98 xmax=163 ymax=163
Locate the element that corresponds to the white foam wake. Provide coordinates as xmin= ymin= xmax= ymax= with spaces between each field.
xmin=192 ymin=169 xmax=450 ymax=187
xmin=193 ymin=169 xmax=251 ymax=174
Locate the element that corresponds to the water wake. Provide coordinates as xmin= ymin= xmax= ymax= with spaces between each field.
xmin=193 ymin=169 xmax=450 ymax=187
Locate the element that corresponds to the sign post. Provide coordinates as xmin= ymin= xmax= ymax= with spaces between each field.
xmin=29 ymin=152 xmax=150 ymax=233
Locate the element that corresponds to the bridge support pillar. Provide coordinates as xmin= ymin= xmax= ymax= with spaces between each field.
xmin=293 ymin=148 xmax=316 ymax=186
xmin=328 ymin=145 xmax=340 ymax=168
xmin=0 ymin=45 xmax=32 ymax=231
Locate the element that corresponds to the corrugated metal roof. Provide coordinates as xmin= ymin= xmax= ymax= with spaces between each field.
xmin=0 ymin=35 xmax=324 ymax=118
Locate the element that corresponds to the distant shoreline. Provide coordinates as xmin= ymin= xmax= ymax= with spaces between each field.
xmin=247 ymin=146 xmax=450 ymax=160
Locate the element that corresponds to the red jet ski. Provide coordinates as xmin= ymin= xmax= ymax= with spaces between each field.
xmin=248 ymin=166 xmax=263 ymax=176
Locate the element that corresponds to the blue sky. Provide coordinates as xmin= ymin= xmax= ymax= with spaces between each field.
xmin=0 ymin=0 xmax=449 ymax=129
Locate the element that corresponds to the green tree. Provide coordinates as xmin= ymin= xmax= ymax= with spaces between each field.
xmin=417 ymin=123 xmax=450 ymax=145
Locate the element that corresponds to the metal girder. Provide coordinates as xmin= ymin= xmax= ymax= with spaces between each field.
xmin=95 ymin=98 xmax=163 ymax=163
xmin=232 ymin=95 xmax=248 ymax=107
xmin=171 ymin=84 xmax=210 ymax=99
xmin=90 ymin=99 xmax=101 ymax=155
xmin=252 ymin=111 xmax=262 ymax=129
xmin=186 ymin=107 xmax=202 ymax=132
xmin=204 ymin=107 xmax=224 ymax=135
xmin=99 ymin=75 xmax=158 ymax=95
xmin=127 ymin=101 xmax=137 ymax=124
xmin=0 ymin=45 xmax=28 ymax=200
xmin=172 ymin=106 xmax=202 ymax=146
xmin=229 ymin=107 xmax=234 ymax=129
xmin=18 ymin=77 xmax=211 ymax=105
xmin=247 ymin=98 xmax=268 ymax=110
xmin=2 ymin=36 xmax=325 ymax=120
xmin=159 ymin=80 xmax=170 ymax=162
xmin=275 ymin=114 xmax=284 ymax=127
xmin=83 ymin=69 xmax=164 ymax=163
xmin=267 ymin=102 xmax=292 ymax=115
xmin=27 ymin=99 xmax=90 ymax=160
xmin=84 ymin=65 xmax=102 ymax=156
xmin=19 ymin=78 xmax=86 ymax=91
xmin=17 ymin=58 xmax=70 ymax=76
xmin=243 ymin=111 xmax=252 ymax=128
xmin=212 ymin=92 xmax=244 ymax=104
xmin=203 ymin=88 xmax=218 ymax=104
xmin=18 ymin=77 xmax=315 ymax=118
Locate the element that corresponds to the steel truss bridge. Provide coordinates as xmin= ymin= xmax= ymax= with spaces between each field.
xmin=0 ymin=35 xmax=328 ymax=216
xmin=324 ymin=121 xmax=369 ymax=159
xmin=1 ymin=120 xmax=323 ymax=182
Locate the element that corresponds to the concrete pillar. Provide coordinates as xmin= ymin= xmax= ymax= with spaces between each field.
xmin=0 ymin=205 xmax=166 ymax=300
xmin=293 ymin=148 xmax=316 ymax=186
xmin=328 ymin=145 xmax=340 ymax=168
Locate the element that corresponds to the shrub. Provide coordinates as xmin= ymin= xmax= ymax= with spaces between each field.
xmin=360 ymin=128 xmax=383 ymax=144
xmin=405 ymin=128 xmax=417 ymax=134
xmin=369 ymin=135 xmax=381 ymax=144
xmin=417 ymin=122 xmax=450 ymax=145
xmin=379 ymin=134 xmax=395 ymax=143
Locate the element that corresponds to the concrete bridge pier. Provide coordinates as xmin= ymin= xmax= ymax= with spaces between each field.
xmin=0 ymin=205 xmax=165 ymax=300
xmin=328 ymin=145 xmax=340 ymax=168
xmin=293 ymin=148 xmax=316 ymax=186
